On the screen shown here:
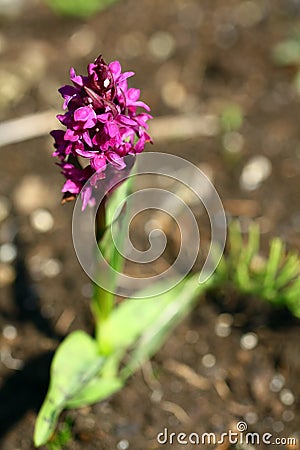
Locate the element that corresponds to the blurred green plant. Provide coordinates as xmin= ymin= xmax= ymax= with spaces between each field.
xmin=273 ymin=32 xmax=300 ymax=94
xmin=220 ymin=104 xmax=244 ymax=133
xmin=216 ymin=221 xmax=300 ymax=318
xmin=35 ymin=218 xmax=300 ymax=447
xmin=46 ymin=417 xmax=73 ymax=450
xmin=45 ymin=0 xmax=120 ymax=17
xmin=273 ymin=34 xmax=300 ymax=66
xmin=219 ymin=104 xmax=244 ymax=165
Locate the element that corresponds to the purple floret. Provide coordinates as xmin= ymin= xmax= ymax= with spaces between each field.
xmin=51 ymin=55 xmax=152 ymax=208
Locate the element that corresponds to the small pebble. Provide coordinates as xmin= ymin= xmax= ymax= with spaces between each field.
xmin=148 ymin=31 xmax=176 ymax=60
xmin=215 ymin=23 xmax=238 ymax=49
xmin=0 ymin=0 xmax=24 ymax=18
xmin=269 ymin=374 xmax=285 ymax=392
xmin=0 ymin=196 xmax=10 ymax=222
xmin=0 ymin=263 xmax=15 ymax=286
xmin=2 ymin=324 xmax=17 ymax=340
xmin=215 ymin=322 xmax=231 ymax=337
xmin=30 ymin=209 xmax=54 ymax=233
xmin=0 ymin=243 xmax=17 ymax=264
xmin=234 ymin=1 xmax=263 ymax=28
xmin=151 ymin=389 xmax=163 ymax=403
xmin=240 ymin=332 xmax=258 ymax=350
xmin=0 ymin=348 xmax=23 ymax=370
xmin=272 ymin=421 xmax=284 ymax=433
xmin=40 ymin=258 xmax=61 ymax=278
xmin=0 ymin=70 xmax=24 ymax=108
xmin=282 ymin=410 xmax=295 ymax=422
xmin=244 ymin=411 xmax=258 ymax=425
xmin=117 ymin=440 xmax=129 ymax=450
xmin=13 ymin=176 xmax=55 ymax=214
xmin=29 ymin=253 xmax=60 ymax=279
xmin=215 ymin=313 xmax=233 ymax=337
xmin=240 ymin=156 xmax=272 ymax=191
xmin=280 ymin=389 xmax=295 ymax=406
xmin=185 ymin=329 xmax=199 ymax=344
xmin=223 ymin=131 xmax=244 ymax=153
xmin=219 ymin=313 xmax=234 ymax=326
xmin=263 ymin=416 xmax=274 ymax=427
xmin=161 ymin=80 xmax=187 ymax=109
xmin=202 ymin=353 xmax=216 ymax=368
xmin=67 ymin=26 xmax=96 ymax=57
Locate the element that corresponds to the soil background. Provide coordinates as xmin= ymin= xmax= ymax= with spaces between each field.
xmin=0 ymin=0 xmax=299 ymax=449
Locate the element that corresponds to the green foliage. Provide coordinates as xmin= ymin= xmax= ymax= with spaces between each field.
xmin=46 ymin=417 xmax=73 ymax=450
xmin=92 ymin=176 xmax=134 ymax=349
xmin=273 ymin=32 xmax=300 ymax=94
xmin=120 ymin=275 xmax=213 ymax=379
xmin=34 ymin=331 xmax=106 ymax=447
xmin=220 ymin=104 xmax=244 ymax=133
xmin=218 ymin=221 xmax=300 ymax=318
xmin=35 ymin=274 xmax=214 ymax=447
xmin=35 ymin=210 xmax=300 ymax=447
xmin=45 ymin=0 xmax=120 ymax=17
xmin=273 ymin=35 xmax=300 ymax=66
xmin=99 ymin=274 xmax=215 ymax=380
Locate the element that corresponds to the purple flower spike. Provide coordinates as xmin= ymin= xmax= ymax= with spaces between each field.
xmin=51 ymin=55 xmax=152 ymax=208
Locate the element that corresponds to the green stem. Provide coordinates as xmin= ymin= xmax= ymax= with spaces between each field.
xmin=91 ymin=199 xmax=115 ymax=354
xmin=91 ymin=178 xmax=133 ymax=354
xmin=92 ymin=286 xmax=115 ymax=355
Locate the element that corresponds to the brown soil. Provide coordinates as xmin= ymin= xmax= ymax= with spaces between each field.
xmin=0 ymin=0 xmax=299 ymax=449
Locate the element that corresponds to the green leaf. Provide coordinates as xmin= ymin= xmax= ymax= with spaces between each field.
xmin=235 ymin=260 xmax=251 ymax=292
xmin=263 ymin=238 xmax=284 ymax=292
xmin=66 ymin=377 xmax=122 ymax=408
xmin=222 ymin=220 xmax=300 ymax=318
xmin=273 ymin=39 xmax=300 ymax=66
xmin=66 ymin=349 xmax=124 ymax=408
xmin=100 ymin=281 xmax=183 ymax=351
xmin=244 ymin=222 xmax=260 ymax=265
xmin=121 ymin=275 xmax=211 ymax=379
xmin=220 ymin=104 xmax=244 ymax=132
xmin=45 ymin=0 xmax=120 ymax=17
xmin=34 ymin=331 xmax=104 ymax=447
xmin=228 ymin=220 xmax=243 ymax=260
xmin=100 ymin=274 xmax=216 ymax=376
xmin=275 ymin=253 xmax=299 ymax=290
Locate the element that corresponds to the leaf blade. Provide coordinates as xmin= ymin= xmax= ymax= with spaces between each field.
xmin=34 ymin=331 xmax=104 ymax=447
